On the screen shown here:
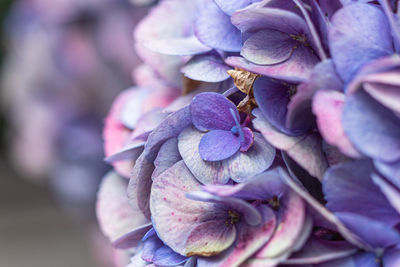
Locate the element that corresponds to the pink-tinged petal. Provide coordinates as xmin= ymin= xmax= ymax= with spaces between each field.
xmin=105 ymin=140 xmax=145 ymax=163
xmin=197 ymin=206 xmax=276 ymax=267
xmin=178 ymin=127 xmax=275 ymax=184
xmin=190 ymin=92 xmax=238 ymax=131
xmin=131 ymin=109 xmax=170 ymax=141
xmin=194 ymin=0 xmax=242 ymax=52
xmin=96 ymin=171 xmax=149 ymax=248
xmin=120 ymin=88 xmax=152 ymax=130
xmin=144 ymin=106 xmax=192 ymax=161
xmin=371 ymin=174 xmax=400 ymax=215
xmin=241 ymin=29 xmax=294 ymax=65
xmin=128 ymin=153 xmax=154 ymax=219
xmin=255 ymin=190 xmax=307 ymax=258
xmin=279 ymin=168 xmax=369 ymax=250
xmin=144 ymin=36 xmax=212 ymax=56
xmin=225 ymin=50 xmax=316 ymax=84
xmin=182 ymin=53 xmax=231 ymax=83
xmin=240 ymin=127 xmax=254 ymax=152
xmin=312 ymin=90 xmax=362 ymax=158
xmin=199 ymin=130 xmax=241 ymax=161
xmin=150 ymin=161 xmax=236 ymax=257
xmin=152 ymin=137 xmax=182 ymax=179
xmin=284 ymin=239 xmax=357 ymax=265
xmin=253 ymin=109 xmax=327 ymax=180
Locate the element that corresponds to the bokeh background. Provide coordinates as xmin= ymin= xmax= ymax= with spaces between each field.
xmin=0 ymin=1 xmax=150 ymax=266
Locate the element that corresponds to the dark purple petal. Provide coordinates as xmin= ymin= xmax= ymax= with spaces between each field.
xmin=371 ymin=174 xmax=400 ymax=215
xmin=152 ymin=137 xmax=182 ymax=180
xmin=144 ymin=36 xmax=212 ymax=56
xmin=374 ymin=159 xmax=400 ymax=189
xmin=323 ymin=160 xmax=400 ymax=226
xmin=240 ymin=127 xmax=254 ymax=152
xmin=342 ymin=90 xmax=400 ymax=162
xmin=144 ymin=106 xmax=192 ymax=161
xmin=179 ymin=127 xmax=275 ymax=184
xmin=336 ymin=212 xmax=400 ymax=249
xmin=253 ymin=109 xmax=328 ymax=180
xmin=194 ymin=0 xmax=242 ymax=52
xmin=329 ymin=3 xmax=393 ymax=83
xmin=182 ymin=53 xmax=231 ymax=83
xmin=190 ymin=92 xmax=238 ymax=131
xmin=199 ymin=130 xmax=241 ymax=161
xmin=284 ymin=239 xmax=357 ymax=265
xmin=241 ymin=29 xmax=295 ymax=65
xmin=153 ymin=245 xmax=188 ymax=266
xmin=203 ymin=168 xmax=286 ymax=200
xmin=150 ymin=161 xmax=236 ymax=256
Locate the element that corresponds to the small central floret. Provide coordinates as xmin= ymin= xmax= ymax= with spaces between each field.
xmin=229 ymin=108 xmax=244 ymax=142
xmin=290 ymin=33 xmax=309 ymax=46
xmin=226 ymin=210 xmax=241 ymax=226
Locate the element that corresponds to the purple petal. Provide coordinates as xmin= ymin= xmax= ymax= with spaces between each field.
xmin=214 ymin=0 xmax=255 ymax=16
xmin=128 ymin=153 xmax=154 ymax=219
xmin=371 ymin=174 xmax=400 ymax=215
xmin=131 ymin=109 xmax=170 ymax=141
xmin=329 ymin=3 xmax=393 ymax=83
xmin=336 ymin=212 xmax=400 ymax=249
xmin=253 ymin=109 xmax=328 ymax=180
xmin=231 ymin=6 xmax=310 ymax=36
xmin=255 ymin=190 xmax=307 ymax=258
xmin=194 ymin=0 xmax=242 ymax=52
xmin=96 ymin=172 xmax=149 ymax=248
xmin=383 ymin=247 xmax=400 ymax=267
xmin=324 ymin=160 xmax=400 ymax=226
xmin=182 ymin=53 xmax=231 ymax=83
xmin=186 ymin=191 xmax=262 ymax=226
xmin=240 ymin=127 xmax=254 ymax=152
xmin=152 ymin=137 xmax=182 ymax=180
xmin=374 ymin=159 xmax=400 ymax=189
xmin=312 ymin=90 xmax=361 ymax=158
xmin=153 ymin=246 xmax=188 ymax=266
xmin=241 ymin=29 xmax=295 ymax=65
xmin=178 ymin=127 xmax=275 ymax=184
xmin=197 ymin=205 xmax=276 ymax=267
xmin=284 ymin=239 xmax=357 ymax=265
xmin=105 ymin=140 xmax=145 ymax=163
xmin=225 ymin=46 xmax=318 ymax=83
xmin=342 ymin=90 xmax=400 ymax=162
xmin=190 ymin=92 xmax=238 ymax=131
xmin=120 ymin=88 xmax=152 ymax=130
xmin=150 ymin=161 xmax=236 ymax=256
xmin=203 ymin=168 xmax=286 ymax=200
xmin=144 ymin=36 xmax=212 ymax=56
xmin=199 ymin=130 xmax=241 ymax=161
xmin=144 ymin=106 xmax=192 ymax=161
xmin=142 ymin=233 xmax=163 ymax=262
xmin=287 ymin=60 xmax=343 ymax=133
xmin=279 ymin=168 xmax=369 ymax=249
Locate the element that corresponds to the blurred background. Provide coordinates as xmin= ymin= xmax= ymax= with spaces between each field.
xmin=0 ymin=0 xmax=151 ymax=266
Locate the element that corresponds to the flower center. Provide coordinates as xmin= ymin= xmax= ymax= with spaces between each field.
xmin=229 ymin=108 xmax=244 ymax=141
xmin=225 ymin=210 xmax=241 ymax=226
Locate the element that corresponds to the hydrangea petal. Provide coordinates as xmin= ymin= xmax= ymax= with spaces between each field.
xmin=150 ymin=161 xmax=236 ymax=256
xmin=96 ymin=172 xmax=149 ymax=248
xmin=214 ymin=0 xmax=256 ymax=16
xmin=336 ymin=212 xmax=400 ymax=249
xmin=240 ymin=127 xmax=254 ymax=152
xmin=329 ymin=3 xmax=393 ymax=83
xmin=383 ymin=247 xmax=400 ymax=267
xmin=253 ymin=109 xmax=327 ymax=180
xmin=312 ymin=90 xmax=361 ymax=158
xmin=105 ymin=140 xmax=145 ymax=163
xmin=194 ymin=0 xmax=242 ymax=52
xmin=342 ymin=90 xmax=400 ymax=162
xmin=374 ymin=159 xmax=400 ymax=189
xmin=371 ymin=174 xmax=400 ymax=215
xmin=178 ymin=127 xmax=275 ymax=184
xmin=241 ymin=29 xmax=295 ymax=65
xmin=199 ymin=130 xmax=241 ymax=161
xmin=323 ymin=160 xmax=400 ymax=226
xmin=152 ymin=137 xmax=182 ymax=179
xmin=144 ymin=106 xmax=192 ymax=161
xmin=153 ymin=246 xmax=188 ymax=266
xmin=284 ymin=239 xmax=357 ymax=264
xmin=190 ymin=92 xmax=238 ymax=131
xmin=182 ymin=53 xmax=231 ymax=83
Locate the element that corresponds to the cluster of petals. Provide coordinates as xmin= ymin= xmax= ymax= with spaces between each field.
xmin=97 ymin=0 xmax=400 ymax=267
